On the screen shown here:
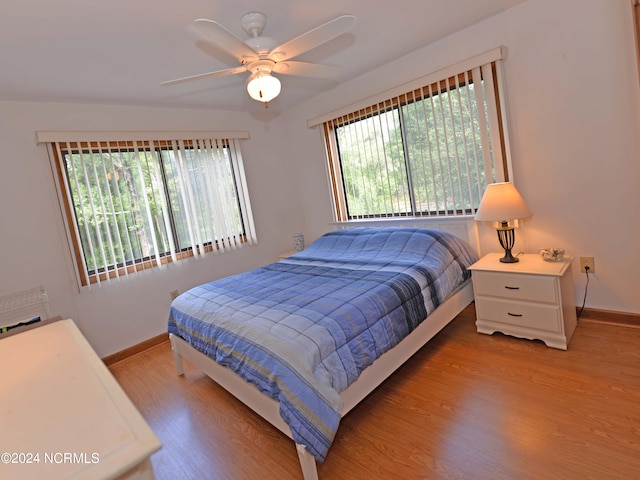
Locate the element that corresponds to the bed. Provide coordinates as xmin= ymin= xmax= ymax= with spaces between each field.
xmin=168 ymin=224 xmax=479 ymax=479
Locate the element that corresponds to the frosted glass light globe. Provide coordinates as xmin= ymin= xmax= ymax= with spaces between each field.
xmin=246 ymin=73 xmax=281 ymax=104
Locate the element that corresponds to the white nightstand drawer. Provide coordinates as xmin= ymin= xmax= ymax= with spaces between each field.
xmin=472 ymin=271 xmax=558 ymax=304
xmin=475 ymin=297 xmax=562 ymax=332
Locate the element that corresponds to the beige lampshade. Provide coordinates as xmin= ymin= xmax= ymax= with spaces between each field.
xmin=475 ymin=182 xmax=532 ymax=222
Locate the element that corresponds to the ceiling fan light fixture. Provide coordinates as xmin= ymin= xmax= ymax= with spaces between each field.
xmin=165 ymin=13 xmax=356 ymax=109
xmin=246 ymin=72 xmax=281 ymax=107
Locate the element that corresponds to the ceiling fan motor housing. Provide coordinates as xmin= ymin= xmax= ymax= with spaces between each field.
xmin=244 ymin=36 xmax=278 ymax=54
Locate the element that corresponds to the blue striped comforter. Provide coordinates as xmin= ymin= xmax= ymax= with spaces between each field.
xmin=168 ymin=227 xmax=477 ymax=462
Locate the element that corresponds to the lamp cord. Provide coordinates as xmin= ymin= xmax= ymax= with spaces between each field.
xmin=577 ymin=268 xmax=590 ymax=318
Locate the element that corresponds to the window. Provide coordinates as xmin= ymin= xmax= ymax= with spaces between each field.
xmin=38 ymin=132 xmax=255 ymax=287
xmin=311 ymin=48 xmax=510 ymax=222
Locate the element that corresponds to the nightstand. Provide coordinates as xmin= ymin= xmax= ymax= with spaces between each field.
xmin=468 ymin=253 xmax=577 ymax=350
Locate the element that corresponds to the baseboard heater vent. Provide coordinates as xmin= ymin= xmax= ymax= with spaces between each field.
xmin=0 ymin=286 xmax=51 ymax=334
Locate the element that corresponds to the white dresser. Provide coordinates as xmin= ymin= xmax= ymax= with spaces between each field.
xmin=0 ymin=319 xmax=161 ymax=479
xmin=469 ymin=253 xmax=577 ymax=350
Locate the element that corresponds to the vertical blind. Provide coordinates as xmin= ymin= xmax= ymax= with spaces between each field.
xmin=37 ymin=131 xmax=255 ymax=288
xmin=309 ymin=47 xmax=510 ymax=222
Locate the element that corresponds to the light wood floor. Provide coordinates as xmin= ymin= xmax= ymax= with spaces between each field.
xmin=109 ymin=305 xmax=640 ymax=479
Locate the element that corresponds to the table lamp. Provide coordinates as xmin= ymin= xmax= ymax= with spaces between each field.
xmin=475 ymin=182 xmax=532 ymax=263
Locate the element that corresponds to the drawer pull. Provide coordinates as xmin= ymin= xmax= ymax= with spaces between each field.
xmin=505 ymin=286 xmax=520 ymax=290
xmin=507 ymin=312 xmax=523 ymax=317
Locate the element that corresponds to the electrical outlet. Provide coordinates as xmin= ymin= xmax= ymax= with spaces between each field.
xmin=579 ymin=256 xmax=595 ymax=274
xmin=170 ymin=289 xmax=180 ymax=300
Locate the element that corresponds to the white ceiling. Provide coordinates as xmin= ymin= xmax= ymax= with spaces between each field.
xmin=0 ymin=0 xmax=526 ymax=113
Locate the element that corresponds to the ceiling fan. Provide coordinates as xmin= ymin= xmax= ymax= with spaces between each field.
xmin=162 ymin=12 xmax=356 ymax=107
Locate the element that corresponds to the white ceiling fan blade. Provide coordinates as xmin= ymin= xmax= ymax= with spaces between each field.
xmin=269 ymin=15 xmax=356 ymax=62
xmin=273 ymin=61 xmax=339 ymax=78
xmin=192 ymin=18 xmax=258 ymax=62
xmin=161 ymin=66 xmax=247 ymax=86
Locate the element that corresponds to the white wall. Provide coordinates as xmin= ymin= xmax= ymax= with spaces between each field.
xmin=0 ymin=101 xmax=303 ymax=356
xmin=282 ymin=0 xmax=640 ymax=315
xmin=2 ymin=0 xmax=638 ymax=357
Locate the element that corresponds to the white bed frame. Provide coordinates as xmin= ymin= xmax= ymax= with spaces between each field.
xmin=169 ymin=218 xmax=478 ymax=479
